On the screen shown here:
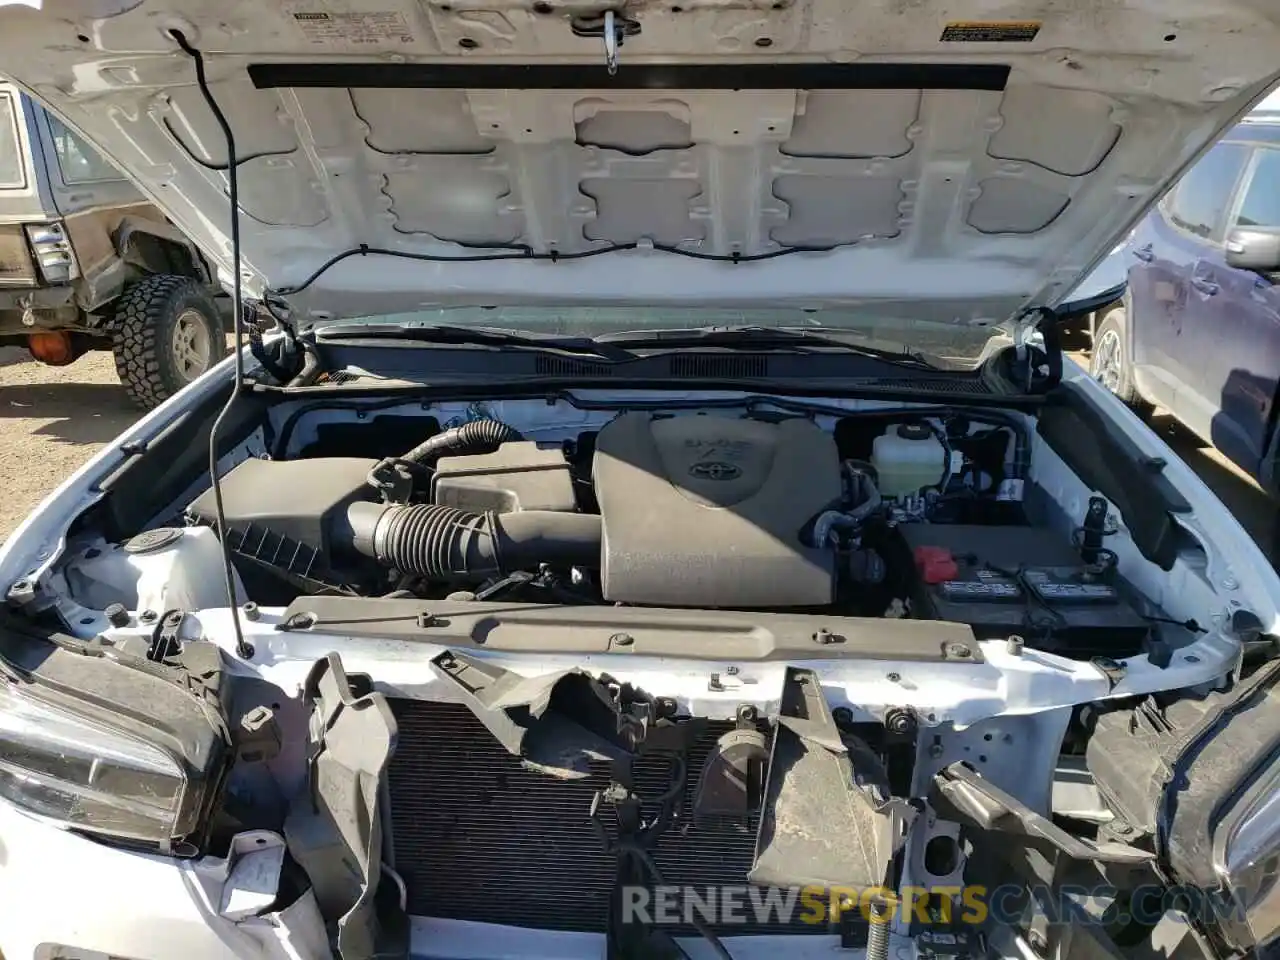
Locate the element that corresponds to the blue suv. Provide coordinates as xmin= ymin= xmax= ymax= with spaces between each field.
xmin=1093 ymin=112 xmax=1280 ymax=491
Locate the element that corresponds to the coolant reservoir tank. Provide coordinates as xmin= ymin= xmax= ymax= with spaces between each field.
xmin=871 ymin=423 xmax=946 ymax=497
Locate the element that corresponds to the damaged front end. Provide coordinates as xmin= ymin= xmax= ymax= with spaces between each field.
xmin=6 ymin=566 xmax=1279 ymax=960
xmin=267 ymin=652 xmax=918 ymax=960
xmin=209 ymin=647 xmax=1272 ymax=960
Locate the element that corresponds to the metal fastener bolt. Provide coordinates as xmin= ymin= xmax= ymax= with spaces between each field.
xmin=886 ymin=671 xmax=902 ymax=683
xmin=1222 ymin=575 xmax=1239 ymax=590
xmin=947 ymin=642 xmax=972 ymax=659
xmin=884 ymin=707 xmax=916 ymax=736
xmin=104 ymin=602 xmax=130 ymax=628
xmin=1006 ymin=635 xmax=1025 ymax=655
xmin=242 ymin=602 xmax=260 ymax=622
xmin=610 ymin=632 xmax=634 ymax=647
xmin=929 ymin=742 xmax=945 ymax=759
xmin=726 ymin=665 xmax=740 ymax=676
xmin=6 ymin=578 xmax=33 ymax=604
xmin=139 ymin=609 xmax=158 ymax=625
xmin=813 ymin=627 xmax=837 ymax=645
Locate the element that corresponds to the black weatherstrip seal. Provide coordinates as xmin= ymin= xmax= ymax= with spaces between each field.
xmin=248 ymin=61 xmax=1010 ymax=91
xmin=1037 ymin=382 xmax=1191 ymax=572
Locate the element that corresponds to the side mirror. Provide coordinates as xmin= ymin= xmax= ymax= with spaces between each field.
xmin=1226 ymin=228 xmax=1280 ymax=272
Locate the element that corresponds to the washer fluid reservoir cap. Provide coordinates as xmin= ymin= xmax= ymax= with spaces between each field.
xmin=896 ymin=423 xmax=933 ymax=441
xmin=123 ymin=527 xmax=185 ymax=555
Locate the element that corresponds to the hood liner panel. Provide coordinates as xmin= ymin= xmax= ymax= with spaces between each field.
xmin=248 ymin=61 xmax=1011 ymax=92
xmin=5 ymin=0 xmax=1279 ymax=324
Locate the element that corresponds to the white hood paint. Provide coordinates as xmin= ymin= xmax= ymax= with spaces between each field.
xmin=0 ymin=0 xmax=1278 ymax=325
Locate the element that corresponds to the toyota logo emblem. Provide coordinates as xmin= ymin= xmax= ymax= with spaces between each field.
xmin=689 ymin=461 xmax=742 ymax=481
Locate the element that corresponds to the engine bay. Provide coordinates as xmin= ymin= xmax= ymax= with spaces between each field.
xmin=169 ymin=405 xmax=1158 ymax=660
xmin=13 ymin=384 xmax=1264 ymax=960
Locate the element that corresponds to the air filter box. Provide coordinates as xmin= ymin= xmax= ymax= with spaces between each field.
xmin=432 ymin=442 xmax=576 ymax=513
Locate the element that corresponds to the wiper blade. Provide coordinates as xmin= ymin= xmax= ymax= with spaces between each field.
xmin=315 ymin=323 xmax=636 ymax=362
xmin=597 ymin=326 xmax=936 ymax=368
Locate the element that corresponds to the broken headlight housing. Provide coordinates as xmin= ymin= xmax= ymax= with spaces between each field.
xmin=0 ymin=679 xmax=190 ymax=845
xmin=1216 ymin=764 xmax=1280 ymax=952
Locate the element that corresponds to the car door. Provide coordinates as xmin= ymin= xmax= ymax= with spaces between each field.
xmin=1128 ymin=141 xmax=1250 ymax=411
xmin=1180 ymin=144 xmax=1280 ymax=478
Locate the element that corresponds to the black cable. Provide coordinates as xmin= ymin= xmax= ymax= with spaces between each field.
xmin=268 ymin=240 xmax=839 ymax=297
xmin=1142 ymin=614 xmax=1207 ymax=634
xmin=620 ymin=843 xmax=735 ymax=960
xmin=160 ymin=115 xmax=292 ymax=172
xmin=968 ymin=555 xmax=1068 ymax=640
xmin=172 ymin=30 xmax=253 ymax=660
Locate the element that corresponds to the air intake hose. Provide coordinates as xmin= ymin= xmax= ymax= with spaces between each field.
xmin=402 ymin=419 xmax=523 ymax=465
xmin=339 ymin=501 xmax=601 ymax=579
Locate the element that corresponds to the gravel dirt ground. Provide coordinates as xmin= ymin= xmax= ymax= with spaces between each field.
xmin=0 ymin=346 xmax=137 ymax=541
xmin=0 ymin=346 xmax=1274 ymax=565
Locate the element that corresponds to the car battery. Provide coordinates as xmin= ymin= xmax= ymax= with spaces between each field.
xmin=896 ymin=523 xmax=1151 ymax=657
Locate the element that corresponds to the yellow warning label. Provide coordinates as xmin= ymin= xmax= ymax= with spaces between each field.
xmin=940 ymin=21 xmax=1041 ymax=42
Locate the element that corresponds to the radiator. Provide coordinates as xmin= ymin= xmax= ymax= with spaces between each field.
xmin=387 ymin=698 xmax=826 ymax=936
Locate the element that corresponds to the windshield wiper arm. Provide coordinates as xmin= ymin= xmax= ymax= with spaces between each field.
xmin=315 ymin=323 xmax=637 ymax=362
xmin=597 ymin=326 xmax=936 ymax=368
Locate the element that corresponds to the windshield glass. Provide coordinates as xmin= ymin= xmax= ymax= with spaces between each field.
xmin=345 ymin=307 xmax=1004 ymax=368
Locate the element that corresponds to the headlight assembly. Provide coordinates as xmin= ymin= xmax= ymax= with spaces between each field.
xmin=1216 ymin=761 xmax=1280 ymax=952
xmin=0 ymin=679 xmax=188 ymax=845
xmin=0 ymin=630 xmax=232 ymax=854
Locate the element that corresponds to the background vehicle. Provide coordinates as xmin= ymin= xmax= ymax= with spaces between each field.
xmin=1092 ymin=98 xmax=1280 ymax=493
xmin=0 ymin=81 xmax=224 ymax=408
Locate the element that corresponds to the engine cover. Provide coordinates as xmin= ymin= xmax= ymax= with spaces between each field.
xmin=592 ymin=413 xmax=840 ymax=607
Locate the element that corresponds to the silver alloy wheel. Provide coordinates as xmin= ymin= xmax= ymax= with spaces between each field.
xmin=1091 ymin=327 xmax=1123 ymax=393
xmin=170 ymin=308 xmax=212 ymax=382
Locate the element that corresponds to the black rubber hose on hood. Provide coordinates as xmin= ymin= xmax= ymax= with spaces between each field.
xmin=402 ymin=419 xmax=523 ymax=465
xmin=339 ymin=501 xmax=601 ymax=579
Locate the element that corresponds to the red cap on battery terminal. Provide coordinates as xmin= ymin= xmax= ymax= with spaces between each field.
xmin=914 ymin=545 xmax=959 ymax=585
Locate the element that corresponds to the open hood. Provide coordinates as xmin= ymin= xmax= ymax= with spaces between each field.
xmin=1 ymin=1 xmax=1278 ymax=328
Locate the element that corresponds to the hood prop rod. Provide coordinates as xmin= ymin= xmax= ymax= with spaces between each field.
xmin=171 ymin=29 xmax=254 ymax=660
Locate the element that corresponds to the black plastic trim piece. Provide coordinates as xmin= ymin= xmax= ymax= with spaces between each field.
xmin=1037 ymin=382 xmax=1191 ymax=571
xmin=93 ymin=383 xmax=269 ymax=540
xmin=278 ymin=596 xmax=984 ymax=662
xmin=248 ymin=61 xmax=1010 ymax=92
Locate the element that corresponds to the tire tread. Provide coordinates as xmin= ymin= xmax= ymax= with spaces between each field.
xmin=110 ymin=275 xmax=220 ymax=410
